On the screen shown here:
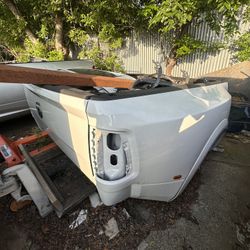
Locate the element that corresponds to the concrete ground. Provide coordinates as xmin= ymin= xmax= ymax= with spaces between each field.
xmin=138 ymin=134 xmax=250 ymax=250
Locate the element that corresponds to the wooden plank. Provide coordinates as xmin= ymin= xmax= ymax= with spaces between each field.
xmin=0 ymin=64 xmax=134 ymax=89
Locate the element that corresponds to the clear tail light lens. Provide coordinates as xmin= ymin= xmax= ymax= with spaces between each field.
xmin=89 ymin=127 xmax=130 ymax=181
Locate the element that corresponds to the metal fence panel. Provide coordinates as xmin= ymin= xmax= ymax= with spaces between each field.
xmin=118 ymin=20 xmax=249 ymax=77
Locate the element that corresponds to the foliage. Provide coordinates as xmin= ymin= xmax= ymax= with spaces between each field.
xmin=68 ymin=29 xmax=88 ymax=47
xmin=0 ymin=0 xmax=142 ymax=68
xmin=13 ymin=39 xmax=64 ymax=62
xmin=0 ymin=0 xmax=249 ymax=72
xmin=175 ymin=35 xmax=206 ymax=58
xmin=47 ymin=50 xmax=64 ymax=61
xmin=143 ymin=0 xmax=249 ymax=35
xmin=233 ymin=32 xmax=250 ymax=61
xmin=0 ymin=2 xmax=26 ymax=48
xmin=142 ymin=0 xmax=250 ymax=66
xmin=79 ymin=46 xmax=124 ymax=72
xmin=143 ymin=0 xmax=196 ymax=33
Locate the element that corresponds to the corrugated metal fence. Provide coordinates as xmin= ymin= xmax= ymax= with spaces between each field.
xmin=118 ymin=20 xmax=249 ymax=78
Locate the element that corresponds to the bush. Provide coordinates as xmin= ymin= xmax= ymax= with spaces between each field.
xmin=79 ymin=46 xmax=124 ymax=72
xmin=233 ymin=32 xmax=250 ymax=61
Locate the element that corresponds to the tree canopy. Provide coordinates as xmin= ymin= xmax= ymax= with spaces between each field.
xmin=233 ymin=32 xmax=250 ymax=62
xmin=0 ymin=0 xmax=145 ymax=70
xmin=0 ymin=0 xmax=249 ymax=73
xmin=141 ymin=0 xmax=250 ymax=74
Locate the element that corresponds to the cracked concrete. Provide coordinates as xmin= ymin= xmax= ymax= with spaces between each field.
xmin=138 ymin=135 xmax=250 ymax=250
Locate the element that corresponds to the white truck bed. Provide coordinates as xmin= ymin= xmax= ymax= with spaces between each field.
xmin=25 ymin=81 xmax=231 ymax=205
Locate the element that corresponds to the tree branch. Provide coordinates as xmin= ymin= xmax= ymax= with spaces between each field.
xmin=2 ymin=0 xmax=38 ymax=44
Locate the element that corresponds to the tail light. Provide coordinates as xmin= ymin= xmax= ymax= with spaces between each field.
xmin=89 ymin=127 xmax=131 ymax=181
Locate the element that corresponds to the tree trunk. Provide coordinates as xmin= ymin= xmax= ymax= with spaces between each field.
xmin=55 ymin=13 xmax=68 ymax=58
xmin=165 ymin=43 xmax=178 ymax=76
xmin=164 ymin=22 xmax=192 ymax=76
xmin=2 ymin=0 xmax=38 ymax=44
xmin=165 ymin=57 xmax=177 ymax=76
xmin=69 ymin=43 xmax=81 ymax=59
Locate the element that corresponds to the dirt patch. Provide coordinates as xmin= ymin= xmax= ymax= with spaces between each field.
xmin=202 ymin=61 xmax=250 ymax=100
xmin=203 ymin=61 xmax=250 ymax=80
xmin=0 ymin=115 xmax=37 ymax=139
xmin=0 ymin=171 xmax=201 ymax=250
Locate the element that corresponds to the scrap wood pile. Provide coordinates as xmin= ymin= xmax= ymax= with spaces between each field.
xmin=0 ymin=64 xmax=134 ymax=89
